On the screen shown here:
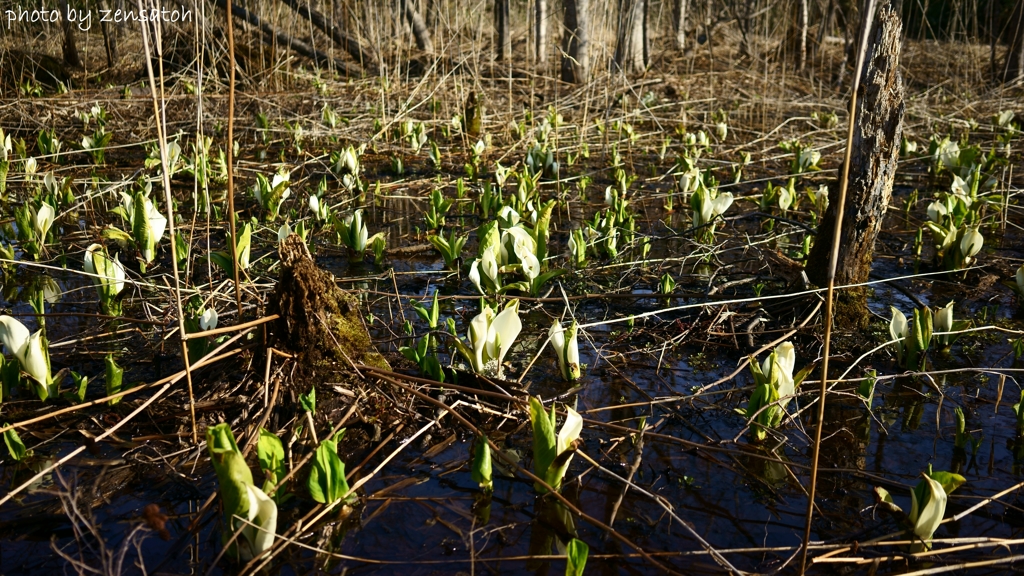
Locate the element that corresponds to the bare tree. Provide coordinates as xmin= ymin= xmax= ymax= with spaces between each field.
xmin=98 ymin=0 xmax=118 ymax=67
xmin=614 ymin=0 xmax=648 ymax=73
xmin=495 ymin=0 xmax=511 ymax=61
xmin=561 ymin=0 xmax=590 ymax=82
xmin=1002 ymin=0 xmax=1024 ymax=83
xmin=402 ymin=0 xmax=434 ymax=52
xmin=806 ymin=1 xmax=905 ymax=327
xmin=58 ymin=0 xmax=81 ymax=68
xmin=673 ymin=0 xmax=689 ymax=51
xmin=797 ymin=0 xmax=809 ymax=70
xmin=536 ymin=0 xmax=549 ymax=63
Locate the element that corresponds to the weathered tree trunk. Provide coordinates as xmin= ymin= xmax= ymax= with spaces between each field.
xmin=1002 ymin=0 xmax=1024 ymax=83
xmin=58 ymin=0 xmax=81 ymax=68
xmin=561 ymin=0 xmax=589 ymax=82
xmin=673 ymin=0 xmax=688 ymax=51
xmin=402 ymin=0 xmax=434 ymax=52
xmin=495 ymin=0 xmax=511 ymax=61
xmin=280 ymin=0 xmax=380 ymax=74
xmin=98 ymin=0 xmax=118 ymax=67
xmin=797 ymin=0 xmax=809 ymax=70
xmin=535 ymin=0 xmax=549 ymax=63
xmin=614 ymin=0 xmax=647 ymax=73
xmin=215 ymin=0 xmax=363 ymax=77
xmin=805 ymin=2 xmax=904 ymax=327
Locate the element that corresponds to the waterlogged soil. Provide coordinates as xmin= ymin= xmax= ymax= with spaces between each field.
xmin=0 ymin=80 xmax=1023 ymax=575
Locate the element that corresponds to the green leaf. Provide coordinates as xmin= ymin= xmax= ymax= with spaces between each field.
xmin=71 ymin=371 xmax=88 ymax=403
xmin=566 ymin=538 xmax=589 ymax=576
xmin=530 ymin=396 xmax=557 ymax=492
xmin=533 ymin=200 xmax=556 ymax=266
xmin=3 ymin=424 xmax=29 ymax=461
xmin=928 ymin=469 xmax=966 ymax=496
xmin=206 ymin=423 xmax=254 ymax=520
xmin=471 ymin=435 xmax=493 ymax=492
xmin=299 ymin=386 xmax=316 ymax=414
xmin=258 ymin=428 xmax=286 ymax=491
xmin=105 ymin=354 xmax=123 ymax=405
xmin=308 ymin=437 xmax=351 ymax=504
xmin=209 ymin=251 xmax=234 ymax=277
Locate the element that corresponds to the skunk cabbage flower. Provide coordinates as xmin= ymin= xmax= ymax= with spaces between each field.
xmin=456 ymin=300 xmax=522 ymax=378
xmin=890 ymin=307 xmax=908 ymax=361
xmin=200 ymin=307 xmax=219 ymax=331
xmin=909 ymin=474 xmax=946 ymax=548
xmin=549 ymin=320 xmax=581 ymax=381
xmin=206 ymin=424 xmax=277 ymax=561
xmin=1016 ymin=265 xmax=1024 ymax=298
xmin=960 ymin=227 xmax=983 ymax=264
xmin=933 ymin=301 xmax=954 ymax=347
xmin=84 ymin=243 xmax=127 ymax=316
xmin=500 ymin=226 xmax=540 ymax=280
xmin=34 ymin=202 xmax=55 ymax=243
xmin=715 ymin=121 xmax=728 ymax=141
xmin=530 ymin=396 xmax=583 ymax=493
xmin=0 ymin=315 xmax=52 ymax=398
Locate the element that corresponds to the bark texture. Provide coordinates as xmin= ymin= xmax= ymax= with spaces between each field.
xmin=806 ymin=3 xmax=904 ymax=314
xmin=58 ymin=0 xmax=81 ymax=68
xmin=1002 ymin=0 xmax=1024 ymax=83
xmin=797 ymin=0 xmax=809 ymax=71
xmin=614 ymin=0 xmax=648 ymax=73
xmin=561 ymin=0 xmax=589 ymax=82
xmin=673 ymin=0 xmax=688 ymax=51
xmin=402 ymin=0 xmax=434 ymax=52
xmin=495 ymin=0 xmax=511 ymax=61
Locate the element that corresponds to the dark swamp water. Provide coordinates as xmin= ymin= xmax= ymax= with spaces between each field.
xmin=0 ymin=101 xmax=1022 ymax=576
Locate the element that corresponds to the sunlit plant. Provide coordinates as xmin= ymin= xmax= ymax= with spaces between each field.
xmin=690 ymin=173 xmax=733 ymax=244
xmin=333 ymin=209 xmax=383 ymax=256
xmin=428 ymin=229 xmax=467 ymax=271
xmin=207 ymin=423 xmax=278 ymax=561
xmin=0 ymin=316 xmax=53 ymax=401
xmin=549 ymin=320 xmax=581 ymax=382
xmin=308 ymin=430 xmax=355 ymax=505
xmin=932 ymin=301 xmax=968 ymax=349
xmin=106 ymin=183 xmax=167 ymax=271
xmin=890 ymin=306 xmax=932 ymax=371
xmin=14 ymin=199 xmax=55 ymax=260
xmin=252 ymin=170 xmax=291 ymax=221
xmin=453 ymin=300 xmax=522 ymax=378
xmin=471 ymin=435 xmax=493 ymax=493
xmin=84 ymin=243 xmax=126 ymax=316
xmin=258 ymin=428 xmax=288 ymax=503
xmin=736 ymin=342 xmax=801 ymax=441
xmin=424 ymin=188 xmax=453 ymax=231
xmin=530 ymin=396 xmax=582 ymax=493
xmin=874 ymin=467 xmax=964 ymax=551
xmin=210 ymin=222 xmax=252 ymax=278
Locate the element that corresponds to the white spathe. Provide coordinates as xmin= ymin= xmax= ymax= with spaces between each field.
xmin=466 ymin=301 xmax=522 ymax=377
xmin=909 ymin=474 xmax=947 ymax=545
xmin=84 ymin=243 xmax=126 ymax=296
xmin=890 ymin=307 xmax=908 ymax=357
xmin=200 ymin=308 xmax=219 ymax=331
xmin=236 ymin=483 xmax=277 ymax=561
xmin=34 ymin=202 xmax=55 ymax=242
xmin=549 ymin=320 xmax=581 ymax=381
xmin=0 ymin=315 xmax=50 ymax=387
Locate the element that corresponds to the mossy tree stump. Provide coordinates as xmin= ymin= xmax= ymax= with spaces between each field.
xmin=271 ymin=234 xmax=389 ymax=371
xmin=805 ymin=1 xmax=905 ymax=329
